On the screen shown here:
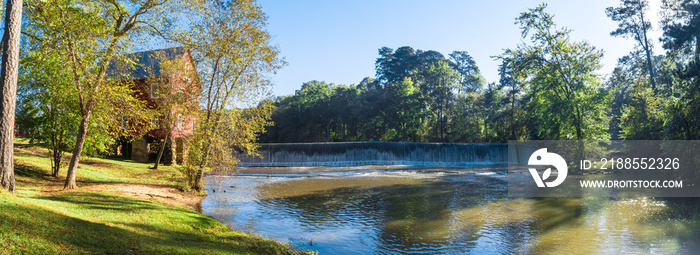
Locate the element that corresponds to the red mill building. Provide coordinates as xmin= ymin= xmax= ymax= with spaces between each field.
xmin=109 ymin=47 xmax=199 ymax=164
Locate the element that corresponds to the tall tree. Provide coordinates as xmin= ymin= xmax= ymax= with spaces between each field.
xmin=384 ymin=77 xmax=426 ymax=141
xmin=296 ymin=80 xmax=332 ymax=141
xmin=510 ymin=4 xmax=611 ymax=140
xmin=17 ymin=44 xmax=80 ymax=178
xmin=448 ymin=51 xmax=485 ymax=93
xmin=450 ymin=92 xmax=482 ymax=141
xmin=415 ymin=61 xmax=460 ymax=141
xmin=326 ymin=85 xmax=363 ymax=142
xmin=495 ymin=49 xmax=530 ymax=141
xmin=661 ymin=0 xmax=700 ymax=59
xmin=619 ymin=80 xmax=666 ymax=139
xmin=375 ymin=46 xmax=447 ymax=88
xmin=660 ymin=0 xmax=700 ymax=139
xmin=607 ymin=0 xmax=658 ymax=89
xmin=175 ymin=0 xmax=283 ymax=191
xmin=0 ymin=0 xmax=22 ymax=192
xmin=606 ymin=67 xmax=633 ymax=140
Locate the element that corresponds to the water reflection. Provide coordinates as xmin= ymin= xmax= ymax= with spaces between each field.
xmin=202 ymin=170 xmax=700 ymax=254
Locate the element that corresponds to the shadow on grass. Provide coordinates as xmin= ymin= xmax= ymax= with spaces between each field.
xmin=14 ymin=160 xmax=58 ymax=190
xmin=13 ymin=141 xmax=36 ymax=149
xmin=1 ymin=194 xmax=151 ymax=254
xmin=124 ymin=221 xmax=302 ymax=255
xmin=14 ymin=162 xmax=52 ymax=180
xmin=80 ymin=158 xmax=128 ymax=170
xmin=1 ymin=198 xmax=229 ymax=254
xmin=38 ymin=192 xmax=165 ymax=212
xmin=80 ymin=157 xmax=181 ymax=184
xmin=2 ymin=191 xmax=302 ymax=254
xmin=100 ymin=156 xmax=159 ymax=167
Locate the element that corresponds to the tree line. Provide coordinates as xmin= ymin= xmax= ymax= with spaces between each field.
xmin=261 ymin=1 xmax=700 ymax=144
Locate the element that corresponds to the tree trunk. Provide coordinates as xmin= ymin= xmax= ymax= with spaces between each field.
xmin=575 ymin=107 xmax=583 ymax=140
xmin=50 ymin=125 xmax=63 ymax=177
xmin=326 ymin=120 xmax=334 ymax=142
xmin=64 ymin=113 xmax=91 ymax=190
xmin=644 ymin=48 xmax=656 ymax=90
xmin=510 ymin=95 xmax=516 ymax=140
xmin=695 ymin=34 xmax=700 ymax=63
xmin=0 ymin=0 xmax=23 ymax=193
xmin=639 ymin=9 xmax=656 ymax=90
xmin=152 ymin=132 xmax=170 ymax=169
xmin=194 ymin=137 xmax=213 ymax=191
xmin=51 ymin=142 xmax=62 ymax=177
xmin=194 ymin=167 xmax=203 ymax=191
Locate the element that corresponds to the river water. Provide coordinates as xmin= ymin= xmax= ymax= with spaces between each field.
xmin=202 ymin=168 xmax=700 ymax=254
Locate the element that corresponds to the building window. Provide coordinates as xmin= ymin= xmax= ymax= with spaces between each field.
xmin=152 ymin=117 xmax=160 ymax=128
xmin=177 ymin=114 xmax=183 ymax=130
xmin=150 ymin=82 xmax=159 ymax=98
xmin=120 ymin=116 xmax=128 ymax=129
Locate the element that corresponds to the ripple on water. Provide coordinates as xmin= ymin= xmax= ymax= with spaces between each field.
xmin=202 ymin=170 xmax=700 ymax=254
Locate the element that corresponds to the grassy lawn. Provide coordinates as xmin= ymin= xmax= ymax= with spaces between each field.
xmin=1 ymin=140 xmax=310 ymax=254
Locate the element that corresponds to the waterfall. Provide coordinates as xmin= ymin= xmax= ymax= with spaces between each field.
xmin=236 ymin=142 xmax=510 ymax=167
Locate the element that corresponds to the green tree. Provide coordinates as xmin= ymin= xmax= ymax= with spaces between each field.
xmin=415 ymin=61 xmax=461 ymax=141
xmin=448 ymin=51 xmax=485 ymax=92
xmin=384 ymin=77 xmax=427 ymax=141
xmin=261 ymin=81 xmax=345 ymax=143
xmin=450 ymin=92 xmax=482 ymax=141
xmin=17 ymin=46 xmax=80 ymax=178
xmin=479 ymin=83 xmax=507 ymax=142
xmin=607 ymin=0 xmax=658 ymax=89
xmin=175 ymin=0 xmax=283 ymax=191
xmin=606 ymin=67 xmax=633 ymax=140
xmin=659 ymin=0 xmax=700 ymax=139
xmin=326 ymin=85 xmax=362 ymax=141
xmin=661 ymin=0 xmax=700 ymax=59
xmin=264 ymin=47 xmax=484 ymax=143
xmin=450 ymin=88 xmax=506 ymax=142
xmin=294 ymin=81 xmax=332 ymax=141
xmin=495 ymin=49 xmax=531 ymax=141
xmin=511 ymin=4 xmax=611 ymax=140
xmin=654 ymin=53 xmax=685 ymax=95
xmin=619 ymin=80 xmax=666 ymax=139
xmin=375 ymin=46 xmax=447 ymax=88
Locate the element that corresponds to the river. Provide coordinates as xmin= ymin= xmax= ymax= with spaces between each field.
xmin=202 ymin=167 xmax=700 ymax=254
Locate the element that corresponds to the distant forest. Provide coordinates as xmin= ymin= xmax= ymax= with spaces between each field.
xmin=260 ymin=2 xmax=700 ymax=143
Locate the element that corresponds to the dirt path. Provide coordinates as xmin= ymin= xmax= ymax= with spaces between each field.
xmin=43 ymin=182 xmax=206 ymax=212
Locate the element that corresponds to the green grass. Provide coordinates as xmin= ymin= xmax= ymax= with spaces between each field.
xmin=1 ymin=140 xmax=311 ymax=254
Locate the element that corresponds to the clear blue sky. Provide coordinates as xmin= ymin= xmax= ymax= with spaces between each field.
xmin=259 ymin=0 xmax=664 ymax=97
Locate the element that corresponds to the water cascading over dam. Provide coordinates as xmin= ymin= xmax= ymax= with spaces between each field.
xmin=236 ymin=142 xmax=510 ymax=167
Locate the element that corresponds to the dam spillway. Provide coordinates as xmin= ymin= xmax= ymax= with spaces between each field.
xmin=235 ymin=142 xmax=510 ymax=167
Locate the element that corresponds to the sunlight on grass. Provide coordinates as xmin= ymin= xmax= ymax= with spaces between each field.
xmin=2 ymin=142 xmax=310 ymax=254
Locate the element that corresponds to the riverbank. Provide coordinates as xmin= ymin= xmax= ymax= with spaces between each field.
xmin=0 ymin=140 xmax=310 ymax=254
